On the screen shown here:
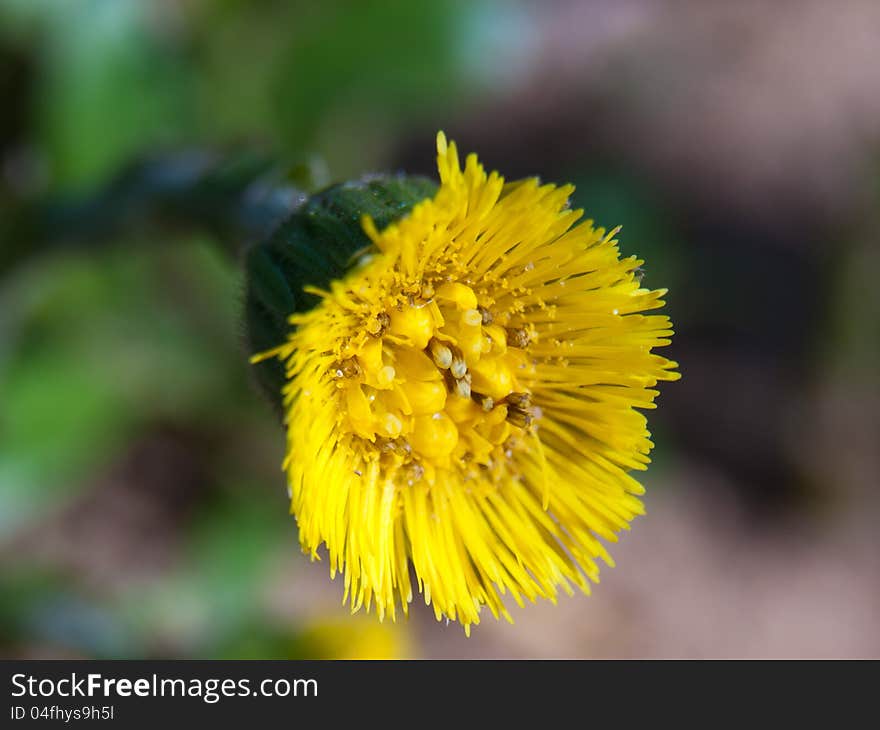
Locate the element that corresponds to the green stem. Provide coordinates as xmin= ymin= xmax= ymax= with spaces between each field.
xmin=1 ymin=151 xmax=304 ymax=275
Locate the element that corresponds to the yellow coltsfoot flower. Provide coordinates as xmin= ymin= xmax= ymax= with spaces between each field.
xmin=249 ymin=133 xmax=679 ymax=633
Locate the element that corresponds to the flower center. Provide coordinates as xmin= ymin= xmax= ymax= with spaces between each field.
xmin=332 ymin=280 xmax=537 ymax=483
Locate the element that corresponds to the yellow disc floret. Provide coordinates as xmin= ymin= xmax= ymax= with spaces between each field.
xmin=333 ymin=278 xmax=532 ymax=478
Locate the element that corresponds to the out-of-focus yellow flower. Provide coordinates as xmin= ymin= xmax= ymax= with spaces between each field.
xmin=255 ymin=133 xmax=679 ymax=633
xmin=298 ymin=618 xmax=410 ymax=660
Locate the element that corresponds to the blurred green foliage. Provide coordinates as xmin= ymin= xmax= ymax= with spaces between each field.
xmin=0 ymin=241 xmax=239 ymax=530
xmin=2 ymin=0 xmax=193 ymax=187
xmin=0 ymin=0 xmax=477 ymax=188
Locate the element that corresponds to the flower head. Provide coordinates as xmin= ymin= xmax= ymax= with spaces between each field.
xmin=254 ymin=133 xmax=679 ymax=633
